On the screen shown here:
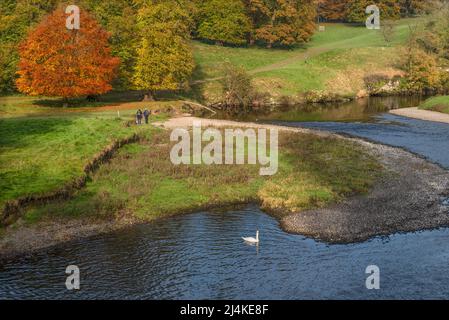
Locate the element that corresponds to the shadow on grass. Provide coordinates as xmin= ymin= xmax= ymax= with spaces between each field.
xmin=31 ymin=91 xmax=148 ymax=108
xmin=0 ymin=117 xmax=75 ymax=148
xmin=33 ymin=99 xmax=108 ymax=108
xmin=32 ymin=86 xmax=207 ymax=108
xmin=33 ymin=96 xmax=128 ymax=109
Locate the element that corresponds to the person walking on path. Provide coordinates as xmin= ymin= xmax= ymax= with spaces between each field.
xmin=136 ymin=109 xmax=143 ymax=125
xmin=143 ymin=108 xmax=151 ymax=124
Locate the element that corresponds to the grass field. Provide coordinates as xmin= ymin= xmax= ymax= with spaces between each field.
xmin=193 ymin=20 xmax=416 ymax=99
xmin=0 ymin=93 xmax=383 ymax=228
xmin=419 ymin=96 xmax=449 ymax=114
xmin=0 ymin=95 xmax=176 ymax=211
xmin=21 ymin=130 xmax=382 ymax=225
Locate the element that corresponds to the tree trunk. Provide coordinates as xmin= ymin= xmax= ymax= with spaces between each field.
xmin=249 ymin=37 xmax=255 ymax=46
xmin=143 ymin=91 xmax=155 ymax=101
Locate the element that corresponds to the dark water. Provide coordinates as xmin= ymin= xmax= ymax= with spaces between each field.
xmin=2 ymin=96 xmax=449 ymax=300
xmin=212 ymin=95 xmax=427 ymax=123
xmin=2 ymin=205 xmax=449 ymax=300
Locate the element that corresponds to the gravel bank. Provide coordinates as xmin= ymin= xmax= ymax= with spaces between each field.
xmin=0 ymin=216 xmax=138 ymax=260
xmin=390 ymin=107 xmax=449 ymax=124
xmin=282 ymin=140 xmax=449 ymax=243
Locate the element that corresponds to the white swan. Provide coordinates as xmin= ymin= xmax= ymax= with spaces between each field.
xmin=242 ymin=230 xmax=259 ymax=244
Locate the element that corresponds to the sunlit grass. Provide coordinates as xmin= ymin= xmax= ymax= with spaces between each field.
xmin=0 ymin=95 xmax=175 ymax=211
xmin=193 ymin=20 xmax=417 ymax=97
xmin=23 ymin=130 xmax=383 ymax=224
xmin=419 ymin=96 xmax=449 ymax=114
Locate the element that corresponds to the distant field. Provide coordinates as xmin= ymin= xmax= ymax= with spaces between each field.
xmin=193 ymin=20 xmax=416 ymax=98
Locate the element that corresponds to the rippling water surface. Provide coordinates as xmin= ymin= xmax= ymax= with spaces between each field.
xmin=2 ymin=205 xmax=449 ymax=300
xmin=275 ymin=113 xmax=449 ymax=168
xmin=2 ymin=97 xmax=449 ymax=299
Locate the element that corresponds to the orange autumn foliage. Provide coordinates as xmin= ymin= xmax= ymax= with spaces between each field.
xmin=16 ymin=8 xmax=120 ymax=98
xmin=317 ymin=0 xmax=348 ymax=21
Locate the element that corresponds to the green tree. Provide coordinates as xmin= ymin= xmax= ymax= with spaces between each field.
xmin=220 ymin=62 xmax=254 ymax=108
xmin=107 ymin=6 xmax=139 ymax=90
xmin=197 ymin=0 xmax=251 ymax=46
xmin=0 ymin=45 xmax=17 ymax=93
xmin=133 ymin=1 xmax=195 ymax=100
xmin=403 ymin=48 xmax=441 ymax=92
xmin=402 ymin=21 xmax=443 ymax=92
xmin=416 ymin=3 xmax=449 ymax=59
xmin=79 ymin=0 xmax=139 ymax=90
xmin=0 ymin=0 xmax=16 ymax=16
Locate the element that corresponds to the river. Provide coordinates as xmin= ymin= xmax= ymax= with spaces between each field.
xmin=1 ymin=96 xmax=449 ymax=299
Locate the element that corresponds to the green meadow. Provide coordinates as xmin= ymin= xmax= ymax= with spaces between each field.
xmin=419 ymin=96 xmax=449 ymax=114
xmin=193 ymin=21 xmax=415 ymax=97
xmin=21 ymin=129 xmax=382 ymax=225
xmin=0 ymin=95 xmax=173 ymax=210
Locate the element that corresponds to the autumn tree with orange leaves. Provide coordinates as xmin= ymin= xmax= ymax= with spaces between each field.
xmin=317 ymin=0 xmax=348 ymax=21
xmin=16 ymin=7 xmax=120 ymax=103
xmin=246 ymin=0 xmax=316 ymax=48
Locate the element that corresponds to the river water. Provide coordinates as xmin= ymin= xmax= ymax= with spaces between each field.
xmin=273 ymin=113 xmax=449 ymax=169
xmin=1 ymin=96 xmax=449 ymax=300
